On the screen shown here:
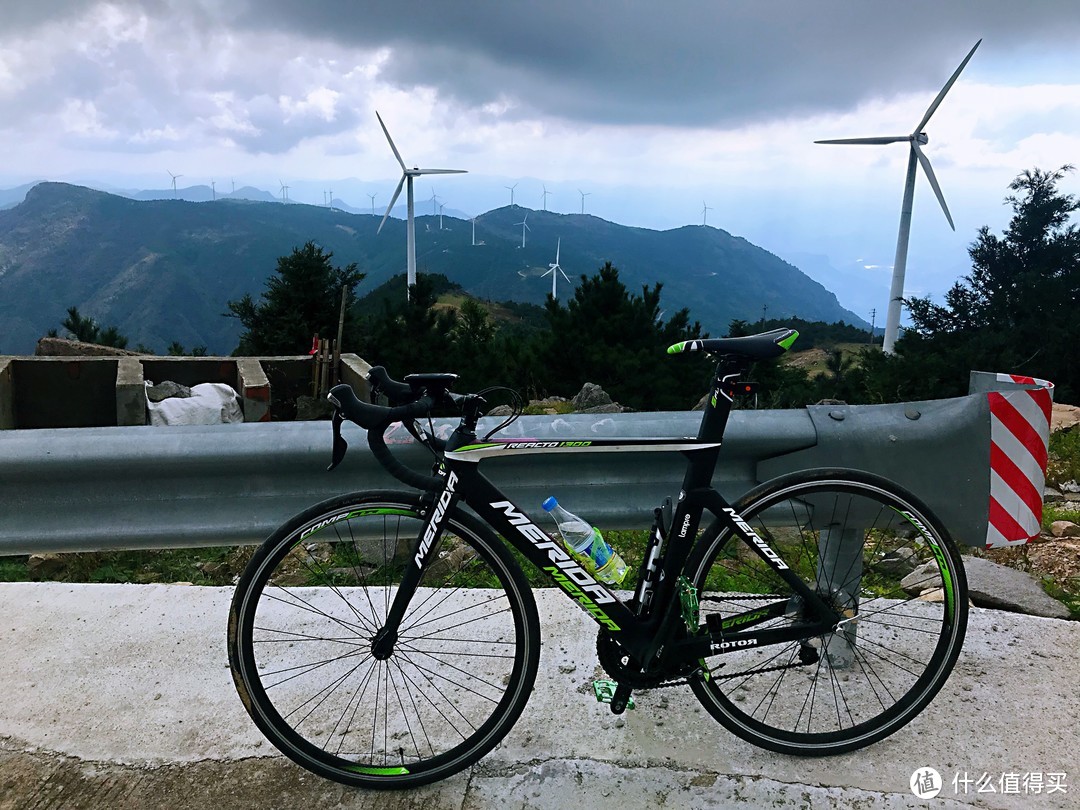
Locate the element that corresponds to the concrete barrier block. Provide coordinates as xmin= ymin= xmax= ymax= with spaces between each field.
xmin=0 ymin=359 xmax=13 ymax=429
xmin=115 ymin=357 xmax=147 ymax=426
xmin=236 ymin=358 xmax=270 ymax=422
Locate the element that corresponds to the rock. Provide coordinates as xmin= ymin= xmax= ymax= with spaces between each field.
xmin=486 ymin=405 xmax=514 ymax=417
xmin=1050 ymin=520 xmax=1080 ymax=538
xmin=35 ymin=337 xmax=145 ymax=357
xmin=295 ymin=395 xmax=333 ymax=421
xmin=1051 ymin=403 xmax=1080 ymax=432
xmin=962 ymin=557 xmax=1071 ymax=619
xmin=873 ymin=546 xmax=919 ymax=576
xmin=1044 ymin=486 xmax=1064 ymax=503
xmin=26 ymin=553 xmax=65 ymax=579
xmin=900 ymin=561 xmax=942 ymax=595
xmin=571 ymin=383 xmax=613 ymax=410
xmin=145 ymin=381 xmax=193 ymax=402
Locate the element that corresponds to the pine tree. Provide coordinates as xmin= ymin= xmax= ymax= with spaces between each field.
xmin=227 ymin=241 xmax=365 ymax=355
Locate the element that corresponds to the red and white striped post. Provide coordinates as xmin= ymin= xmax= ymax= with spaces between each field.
xmin=985 ymin=374 xmax=1055 ymax=548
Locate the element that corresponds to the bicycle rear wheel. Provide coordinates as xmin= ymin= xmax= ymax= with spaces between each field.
xmin=228 ymin=490 xmax=541 ymax=788
xmin=686 ymin=469 xmax=967 ymax=755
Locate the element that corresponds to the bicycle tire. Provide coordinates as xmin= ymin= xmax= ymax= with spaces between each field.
xmin=228 ymin=490 xmax=541 ymax=789
xmin=685 ymin=468 xmax=967 ymax=755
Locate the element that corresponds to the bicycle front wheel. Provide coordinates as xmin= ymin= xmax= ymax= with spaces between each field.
xmin=228 ymin=490 xmax=541 ymax=789
xmin=686 ymin=469 xmax=967 ymax=755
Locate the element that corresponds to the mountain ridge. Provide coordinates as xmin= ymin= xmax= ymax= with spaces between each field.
xmin=0 ymin=182 xmax=865 ymax=355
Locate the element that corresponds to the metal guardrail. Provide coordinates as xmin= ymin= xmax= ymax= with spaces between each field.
xmin=0 ymin=370 xmax=1051 ymax=555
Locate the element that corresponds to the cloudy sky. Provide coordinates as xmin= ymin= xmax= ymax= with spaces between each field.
xmin=2 ymin=0 xmax=1079 ymax=317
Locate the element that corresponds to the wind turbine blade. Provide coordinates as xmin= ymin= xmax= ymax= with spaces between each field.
xmin=559 ymin=268 xmax=571 ymax=283
xmin=815 ymin=136 xmax=911 ymax=145
xmin=375 ymin=111 xmax=407 ymax=172
xmin=524 ymin=223 xmax=530 ymax=231
xmin=555 ymin=237 xmax=560 ymax=264
xmin=378 ymin=175 xmax=406 ymax=234
xmin=912 ymin=142 xmax=955 ymax=230
xmin=417 ymin=169 xmax=467 ymax=175
xmin=915 ymin=39 xmax=981 ymax=133
xmin=542 ymin=268 xmax=553 ymax=277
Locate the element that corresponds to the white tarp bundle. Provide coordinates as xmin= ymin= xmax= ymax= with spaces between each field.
xmin=147 ymin=383 xmax=243 ymax=426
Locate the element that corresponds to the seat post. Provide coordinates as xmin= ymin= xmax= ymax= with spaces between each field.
xmin=681 ymin=359 xmax=742 ymax=491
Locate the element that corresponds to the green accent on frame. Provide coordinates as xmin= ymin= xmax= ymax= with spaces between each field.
xmin=666 ymin=341 xmax=687 ymax=354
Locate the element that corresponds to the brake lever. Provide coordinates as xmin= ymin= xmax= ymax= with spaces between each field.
xmin=327 ymin=410 xmax=349 ymax=471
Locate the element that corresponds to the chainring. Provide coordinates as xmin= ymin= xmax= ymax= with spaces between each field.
xmin=595 ymin=629 xmax=695 ymax=689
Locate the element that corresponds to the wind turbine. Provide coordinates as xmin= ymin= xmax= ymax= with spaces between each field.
xmin=541 ymin=184 xmax=552 ymax=211
xmin=815 ymin=39 xmax=981 ymax=354
xmin=167 ymin=170 xmax=181 ymax=197
xmin=515 ymin=213 xmax=530 ymax=248
xmin=278 ymin=180 xmax=289 ymax=202
xmin=367 ymin=192 xmax=377 ymax=216
xmin=470 ymin=215 xmax=477 ymax=246
xmin=428 ymin=187 xmax=439 ymax=216
xmin=542 ymin=237 xmax=571 ymax=298
xmin=210 ymin=179 xmax=216 ymax=201
xmin=327 ymin=187 xmax=334 ymax=211
xmin=701 ymin=202 xmax=712 ymax=227
xmin=579 ymin=189 xmax=591 ymax=215
xmin=505 ymin=182 xmax=518 ymax=206
xmin=438 ymin=201 xmax=445 ymax=230
xmin=375 ymin=111 xmax=467 ymax=296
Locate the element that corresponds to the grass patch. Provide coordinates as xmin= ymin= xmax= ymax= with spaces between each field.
xmin=1048 ymin=427 xmax=1080 ymax=489
xmin=0 ymin=547 xmax=253 ymax=585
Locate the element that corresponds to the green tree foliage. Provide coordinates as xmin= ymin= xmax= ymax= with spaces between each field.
xmin=59 ymin=306 xmax=128 ymax=348
xmin=880 ymin=166 xmax=1080 ymax=402
xmin=535 ymin=262 xmax=712 ymax=410
xmin=227 ymin=241 xmax=365 ymax=355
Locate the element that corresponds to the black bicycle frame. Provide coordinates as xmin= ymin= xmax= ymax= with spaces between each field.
xmin=383 ymin=367 xmax=840 ymax=672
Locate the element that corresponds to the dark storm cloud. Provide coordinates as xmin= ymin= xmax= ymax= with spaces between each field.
xmin=231 ymin=0 xmax=1080 ymax=125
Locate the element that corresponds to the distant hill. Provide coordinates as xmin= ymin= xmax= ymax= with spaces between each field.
xmin=0 ymin=183 xmax=865 ymax=355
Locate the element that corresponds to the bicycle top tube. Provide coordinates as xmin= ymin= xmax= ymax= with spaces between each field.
xmin=327 ymin=327 xmax=799 ymax=488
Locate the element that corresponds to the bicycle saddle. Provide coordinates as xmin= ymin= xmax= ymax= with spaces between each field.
xmin=667 ymin=328 xmax=798 ymax=361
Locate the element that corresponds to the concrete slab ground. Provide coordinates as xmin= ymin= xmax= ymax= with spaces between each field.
xmin=0 ymin=583 xmax=1076 ymax=809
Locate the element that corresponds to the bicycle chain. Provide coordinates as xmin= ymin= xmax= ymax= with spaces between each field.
xmin=595 ymin=629 xmax=815 ymax=691
xmin=596 ymin=591 xmax=819 ymax=690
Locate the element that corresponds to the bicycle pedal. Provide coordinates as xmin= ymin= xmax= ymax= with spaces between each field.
xmin=593 ymin=679 xmax=635 ymax=711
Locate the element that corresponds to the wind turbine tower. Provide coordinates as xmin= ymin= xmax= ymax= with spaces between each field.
xmin=515 ymin=213 xmax=530 ymax=248
xmin=579 ymin=189 xmax=591 ymax=215
xmin=375 ymin=111 xmax=467 ymax=297
xmin=167 ymin=171 xmax=181 ymax=197
xmin=701 ymin=202 xmax=712 ymax=227
xmin=815 ymin=39 xmax=981 ymax=354
xmin=367 ymin=192 xmax=377 ymax=216
xmin=328 ymin=187 xmax=334 ymax=211
xmin=210 ymin=179 xmax=216 ymax=201
xmin=506 ymin=182 xmax=518 ymax=206
xmin=542 ymin=237 xmax=571 ymax=299
xmin=470 ymin=215 xmax=477 ymax=246
xmin=541 ymin=184 xmax=552 ymax=211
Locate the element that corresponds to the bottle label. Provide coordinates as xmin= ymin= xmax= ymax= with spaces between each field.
xmin=589 ymin=531 xmax=612 ymax=567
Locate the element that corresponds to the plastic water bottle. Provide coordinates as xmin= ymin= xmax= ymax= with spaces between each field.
xmin=541 ymin=497 xmax=627 ymax=585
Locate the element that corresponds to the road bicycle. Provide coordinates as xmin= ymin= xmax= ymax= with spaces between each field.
xmin=228 ymin=328 xmax=968 ymax=789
